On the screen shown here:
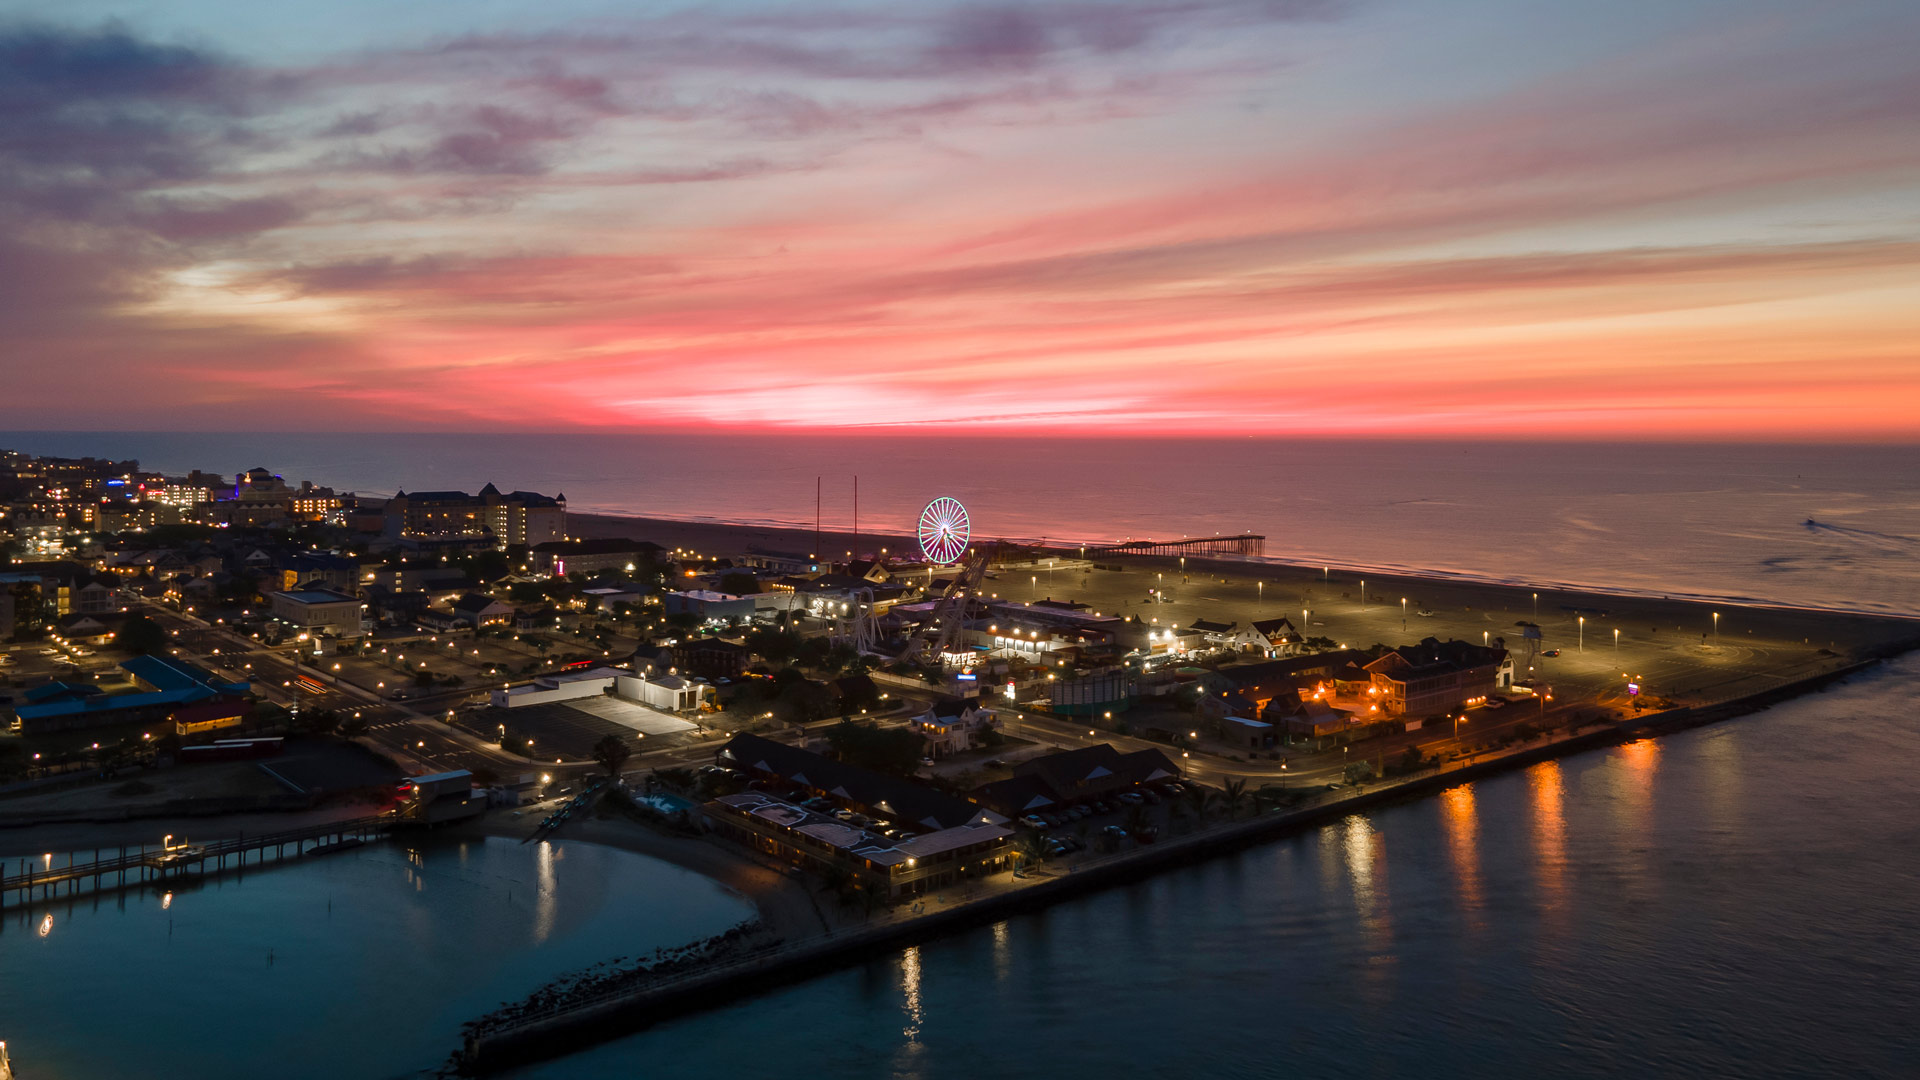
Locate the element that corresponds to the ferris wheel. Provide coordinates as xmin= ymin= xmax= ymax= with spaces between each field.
xmin=917 ymin=497 xmax=971 ymax=565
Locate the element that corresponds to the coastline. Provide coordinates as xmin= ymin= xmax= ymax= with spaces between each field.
xmin=569 ymin=510 xmax=1920 ymax=622
xmin=456 ymin=648 xmax=1910 ymax=1075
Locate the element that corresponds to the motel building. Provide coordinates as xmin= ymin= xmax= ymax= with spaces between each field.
xmin=706 ymin=790 xmax=1012 ymax=901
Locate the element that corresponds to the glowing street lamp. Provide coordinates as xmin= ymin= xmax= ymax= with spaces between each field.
xmin=1579 ymin=615 xmax=1585 ymax=652
xmin=1713 ymin=611 xmax=1720 ymax=644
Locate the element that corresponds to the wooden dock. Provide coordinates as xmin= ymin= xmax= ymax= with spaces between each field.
xmin=0 ymin=814 xmax=395 ymax=911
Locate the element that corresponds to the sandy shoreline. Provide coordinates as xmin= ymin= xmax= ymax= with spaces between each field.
xmin=569 ymin=510 xmax=1920 ymax=622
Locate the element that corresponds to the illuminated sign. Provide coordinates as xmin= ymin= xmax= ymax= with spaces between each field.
xmin=1626 ymin=683 xmax=1640 ymax=695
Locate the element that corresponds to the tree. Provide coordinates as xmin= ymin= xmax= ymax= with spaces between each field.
xmin=1221 ymin=777 xmax=1249 ymax=820
xmin=746 ymin=629 xmax=800 ymax=666
xmin=1183 ymin=783 xmax=1217 ymax=827
xmin=1013 ymin=829 xmax=1048 ymax=874
xmin=823 ymin=720 xmax=925 ymax=776
xmin=119 ymin=615 xmax=168 ymax=655
xmin=718 ymin=572 xmax=759 ymax=596
xmin=592 ymin=733 xmax=633 ymax=777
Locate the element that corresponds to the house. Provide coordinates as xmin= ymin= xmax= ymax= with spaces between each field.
xmin=968 ymin=743 xmax=1180 ymax=818
xmin=1197 ymin=650 xmax=1376 ymax=714
xmin=1222 ymin=715 xmax=1276 ymax=751
xmin=450 ymin=593 xmax=514 ymax=627
xmin=53 ymin=611 xmax=126 ymax=646
xmin=670 ymin=636 xmax=752 ymax=679
xmin=1263 ymin=694 xmax=1350 ymax=740
xmin=908 ymin=696 xmax=1000 ymax=758
xmin=1364 ymin=638 xmax=1511 ymax=717
xmin=1251 ymin=617 xmax=1302 ymax=654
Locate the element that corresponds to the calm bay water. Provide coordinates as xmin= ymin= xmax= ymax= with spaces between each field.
xmin=5 ymin=432 xmax=1919 ymax=615
xmin=512 ymin=655 xmax=1920 ymax=1080
xmin=0 ymin=837 xmax=755 ymax=1079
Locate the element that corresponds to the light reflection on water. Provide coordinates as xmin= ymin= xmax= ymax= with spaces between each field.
xmin=1440 ymin=784 xmax=1485 ymax=928
xmin=513 ymin=658 xmax=1920 ymax=1080
xmin=2 ymin=836 xmax=754 ymax=1080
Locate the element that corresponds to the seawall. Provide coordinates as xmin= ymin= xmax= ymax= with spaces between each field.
xmin=458 ymin=654 xmax=1893 ymax=1074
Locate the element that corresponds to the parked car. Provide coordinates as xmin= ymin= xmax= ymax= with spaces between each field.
xmin=1117 ymin=792 xmax=1144 ymax=806
xmin=920 ymin=757 xmax=936 ymax=767
xmin=1021 ymin=815 xmax=1050 ymax=831
xmin=1102 ymin=825 xmax=1128 ymax=838
xmin=1140 ymin=790 xmax=1162 ymax=805
xmin=1481 ymin=697 xmax=1508 ymax=710
xmin=1542 ymin=649 xmax=1561 ymax=657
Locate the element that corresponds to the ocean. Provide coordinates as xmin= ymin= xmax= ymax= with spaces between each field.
xmin=3 ymin=432 xmax=1917 ymax=616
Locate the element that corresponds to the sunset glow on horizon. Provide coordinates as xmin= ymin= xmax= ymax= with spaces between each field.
xmin=3 ymin=0 xmax=1918 ymax=438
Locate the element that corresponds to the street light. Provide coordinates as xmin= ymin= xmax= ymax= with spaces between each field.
xmin=1614 ymin=628 xmax=1620 ymax=652
xmin=1578 ymin=616 xmax=1585 ymax=652
xmin=1401 ymin=597 xmax=1407 ymax=631
xmin=1712 ymin=611 xmax=1720 ymax=644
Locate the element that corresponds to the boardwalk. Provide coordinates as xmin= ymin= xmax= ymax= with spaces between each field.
xmin=0 ymin=814 xmax=395 ymax=911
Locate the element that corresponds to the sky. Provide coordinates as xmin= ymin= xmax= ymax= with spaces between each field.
xmin=1 ymin=0 xmax=1917 ymax=438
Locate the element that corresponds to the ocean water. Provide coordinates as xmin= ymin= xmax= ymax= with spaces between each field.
xmin=4 ymin=432 xmax=1917 ymax=615
xmin=508 ymin=655 xmax=1920 ymax=1080
xmin=0 ymin=836 xmax=755 ymax=1080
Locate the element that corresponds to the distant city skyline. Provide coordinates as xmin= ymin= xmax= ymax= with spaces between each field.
xmin=2 ymin=0 xmax=1917 ymax=437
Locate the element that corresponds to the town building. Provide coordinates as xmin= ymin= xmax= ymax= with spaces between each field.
xmin=267 ymin=589 xmax=369 ymax=638
xmin=449 ymin=593 xmax=515 ymax=627
xmin=530 ymin=537 xmax=663 ymax=576
xmin=908 ymin=695 xmax=1000 ymax=757
xmin=706 ymin=789 xmax=1011 ymax=900
xmin=969 ymin=743 xmax=1180 ymax=818
xmin=663 ymin=590 xmax=755 ymax=623
xmin=10 ymin=655 xmax=249 ymax=734
xmin=1363 ymin=638 xmax=1512 ymax=717
xmin=383 ymin=484 xmax=566 ymax=547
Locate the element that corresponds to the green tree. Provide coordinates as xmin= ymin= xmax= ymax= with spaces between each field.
xmin=592 ymin=733 xmax=633 ymax=777
xmin=119 ymin=615 xmax=168 ymax=655
xmin=718 ymin=572 xmax=760 ymax=596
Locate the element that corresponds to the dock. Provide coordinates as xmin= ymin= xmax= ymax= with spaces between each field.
xmin=0 ymin=814 xmax=395 ymax=911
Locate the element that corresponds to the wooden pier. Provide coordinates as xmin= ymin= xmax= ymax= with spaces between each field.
xmin=1086 ymin=534 xmax=1265 ymax=558
xmin=0 ymin=814 xmax=394 ymax=911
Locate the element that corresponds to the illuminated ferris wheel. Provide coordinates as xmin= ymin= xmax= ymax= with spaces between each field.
xmin=917 ymin=497 xmax=971 ymax=565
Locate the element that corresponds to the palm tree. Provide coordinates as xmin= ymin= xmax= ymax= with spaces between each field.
xmin=1123 ymin=803 xmax=1151 ymax=838
xmin=1222 ymin=777 xmax=1249 ymax=820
